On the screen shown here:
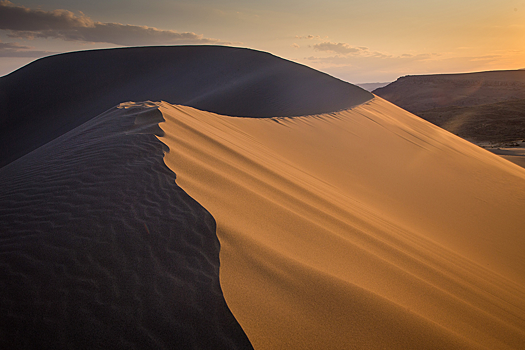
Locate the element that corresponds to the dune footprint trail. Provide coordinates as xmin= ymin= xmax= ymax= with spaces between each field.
xmin=152 ymin=97 xmax=525 ymax=349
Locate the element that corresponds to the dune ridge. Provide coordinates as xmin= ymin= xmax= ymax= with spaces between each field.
xmin=0 ymin=103 xmax=253 ymax=349
xmin=0 ymin=45 xmax=372 ymax=168
xmin=147 ymin=97 xmax=525 ymax=349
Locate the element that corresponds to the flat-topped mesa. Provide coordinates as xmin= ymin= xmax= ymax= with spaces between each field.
xmin=373 ymin=70 xmax=525 ymax=113
xmin=0 ymin=45 xmax=372 ymax=167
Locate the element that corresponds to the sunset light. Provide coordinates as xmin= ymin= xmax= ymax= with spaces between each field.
xmin=0 ymin=0 xmax=523 ymax=82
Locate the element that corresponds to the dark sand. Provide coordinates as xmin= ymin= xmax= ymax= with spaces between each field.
xmin=0 ymin=104 xmax=253 ymax=349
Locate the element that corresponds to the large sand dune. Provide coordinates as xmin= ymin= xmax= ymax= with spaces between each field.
xmin=0 ymin=46 xmax=371 ymax=168
xmin=2 ymin=46 xmax=525 ymax=349
xmin=154 ymin=97 xmax=525 ymax=349
xmin=0 ymin=103 xmax=253 ymax=349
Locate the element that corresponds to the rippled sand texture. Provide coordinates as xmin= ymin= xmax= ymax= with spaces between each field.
xmin=155 ymin=98 xmax=525 ymax=349
xmin=0 ymin=104 xmax=253 ymax=349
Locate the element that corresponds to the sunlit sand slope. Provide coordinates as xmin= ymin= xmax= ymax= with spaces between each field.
xmin=154 ymin=97 xmax=525 ymax=349
xmin=0 ymin=104 xmax=253 ymax=349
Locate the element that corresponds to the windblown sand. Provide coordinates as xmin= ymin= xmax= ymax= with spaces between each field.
xmin=150 ymin=97 xmax=525 ymax=349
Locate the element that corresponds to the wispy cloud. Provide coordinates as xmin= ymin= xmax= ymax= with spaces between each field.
xmin=295 ymin=35 xmax=321 ymax=40
xmin=312 ymin=42 xmax=367 ymax=55
xmin=300 ymin=39 xmax=511 ymax=82
xmin=0 ymin=39 xmax=56 ymax=57
xmin=0 ymin=41 xmax=30 ymax=50
xmin=306 ymin=52 xmax=434 ymax=65
xmin=0 ymin=1 xmax=228 ymax=46
xmin=304 ymin=49 xmax=501 ymax=83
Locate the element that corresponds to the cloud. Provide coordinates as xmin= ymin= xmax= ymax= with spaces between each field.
xmin=0 ymin=1 xmax=93 ymax=31
xmin=307 ymin=41 xmax=507 ymax=81
xmin=0 ymin=1 xmax=227 ymax=46
xmin=312 ymin=42 xmax=367 ymax=55
xmin=305 ymin=52 xmax=435 ymax=71
xmin=0 ymin=41 xmax=30 ymax=50
xmin=9 ymin=24 xmax=223 ymax=46
xmin=295 ymin=35 xmax=321 ymax=40
xmin=0 ymin=39 xmax=56 ymax=57
xmin=303 ymin=52 xmax=501 ymax=83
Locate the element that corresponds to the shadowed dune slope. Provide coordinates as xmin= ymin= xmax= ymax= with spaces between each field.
xmin=148 ymin=97 xmax=525 ymax=349
xmin=0 ymin=45 xmax=372 ymax=168
xmin=0 ymin=103 xmax=253 ymax=349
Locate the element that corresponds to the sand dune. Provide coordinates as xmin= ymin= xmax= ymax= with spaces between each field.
xmin=0 ymin=104 xmax=253 ymax=349
xmin=0 ymin=46 xmax=371 ymax=168
xmin=152 ymin=97 xmax=525 ymax=349
xmin=0 ymin=46 xmax=372 ymax=349
xmin=2 ymin=46 xmax=525 ymax=349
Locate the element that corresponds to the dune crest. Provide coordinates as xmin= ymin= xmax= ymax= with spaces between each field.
xmin=0 ymin=45 xmax=372 ymax=168
xmin=148 ymin=97 xmax=525 ymax=349
xmin=0 ymin=103 xmax=253 ymax=349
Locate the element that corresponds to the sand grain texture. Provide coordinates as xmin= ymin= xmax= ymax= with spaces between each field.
xmin=152 ymin=97 xmax=525 ymax=349
xmin=0 ymin=103 xmax=253 ymax=349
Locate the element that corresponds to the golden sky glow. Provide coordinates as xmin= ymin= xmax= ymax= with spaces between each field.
xmin=0 ymin=0 xmax=524 ymax=82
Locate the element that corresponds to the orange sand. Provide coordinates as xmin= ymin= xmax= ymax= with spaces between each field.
xmin=145 ymin=97 xmax=525 ymax=349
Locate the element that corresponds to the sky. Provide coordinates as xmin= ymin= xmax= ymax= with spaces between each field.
xmin=0 ymin=0 xmax=524 ymax=83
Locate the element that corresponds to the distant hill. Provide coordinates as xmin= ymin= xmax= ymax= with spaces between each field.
xmin=374 ymin=70 xmax=525 ymax=113
xmin=418 ymin=98 xmax=525 ymax=143
xmin=373 ymin=70 xmax=525 ymax=143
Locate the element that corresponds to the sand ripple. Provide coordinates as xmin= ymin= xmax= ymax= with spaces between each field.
xmin=0 ymin=104 xmax=253 ymax=349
